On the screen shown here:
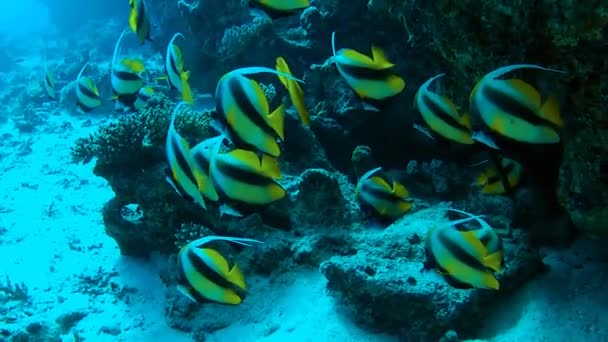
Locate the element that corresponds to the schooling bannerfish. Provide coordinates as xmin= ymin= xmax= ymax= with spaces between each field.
xmin=128 ymin=0 xmax=151 ymax=45
xmin=275 ymin=57 xmax=309 ymax=125
xmin=331 ymin=32 xmax=405 ymax=101
xmin=356 ymin=167 xmax=411 ymax=219
xmin=165 ymin=102 xmax=207 ymax=209
xmin=75 ymin=63 xmax=102 ymax=113
xmin=177 ymin=235 xmax=263 ymax=305
xmin=165 ymin=32 xmax=193 ymax=104
xmin=414 ymin=73 xmax=474 ymax=144
xmin=469 ymin=64 xmax=565 ymax=146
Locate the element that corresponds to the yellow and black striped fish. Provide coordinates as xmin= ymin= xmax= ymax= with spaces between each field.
xmin=331 ymin=32 xmax=405 ymax=101
xmin=414 ymin=74 xmax=473 ymax=144
xmin=165 ymin=102 xmax=207 ymax=209
xmin=425 ymin=216 xmax=502 ymax=290
xmin=177 ymin=235 xmax=263 ymax=305
xmin=275 ymin=57 xmax=309 ymax=125
xmin=128 ymin=0 xmax=151 ymax=45
xmin=43 ymin=58 xmax=55 ymax=100
xmin=355 ymin=167 xmax=411 ymax=219
xmin=189 ymin=135 xmax=223 ymax=202
xmin=112 ymin=58 xmax=145 ymax=108
xmin=248 ymin=0 xmax=310 ymax=19
xmin=165 ymin=33 xmax=193 ymax=104
xmin=476 ymin=158 xmax=522 ymax=195
xmin=214 ymin=67 xmax=302 ymax=157
xmin=447 ymin=208 xmax=504 ymax=272
xmin=469 ymin=64 xmax=565 ymax=146
xmin=75 ymin=63 xmax=102 ymax=113
xmin=133 ymin=86 xmax=154 ymax=111
xmin=209 ymin=142 xmax=286 ymax=205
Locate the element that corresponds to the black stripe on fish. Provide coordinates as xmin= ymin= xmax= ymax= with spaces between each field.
xmin=422 ymin=92 xmax=469 ymax=134
xmin=78 ymin=81 xmax=99 ymax=100
xmin=113 ymin=92 xmax=138 ymax=105
xmin=136 ymin=0 xmax=146 ymax=32
xmin=228 ymin=76 xmax=277 ymax=138
xmin=338 ymin=63 xmax=395 ymax=82
xmin=216 ymin=157 xmax=276 ymax=187
xmin=186 ymin=248 xmax=245 ymax=298
xmin=76 ymin=100 xmax=97 ymax=112
xmin=360 ymin=181 xmax=401 ymax=204
xmin=45 ymin=74 xmax=52 ymax=88
xmin=482 ymin=83 xmax=552 ymax=128
xmin=437 ymin=229 xmax=487 ymax=273
xmin=177 ymin=255 xmax=209 ymax=303
xmin=170 ymin=135 xmax=197 ymax=186
xmin=113 ymin=70 xmax=142 ymax=82
xmin=169 ymin=51 xmax=180 ymax=81
xmin=192 ymin=150 xmax=210 ymax=173
xmin=137 ymin=91 xmax=152 ymax=102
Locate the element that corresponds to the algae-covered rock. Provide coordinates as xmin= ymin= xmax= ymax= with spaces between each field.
xmin=320 ymin=204 xmax=542 ymax=340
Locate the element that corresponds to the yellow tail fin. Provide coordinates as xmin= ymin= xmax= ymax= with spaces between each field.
xmin=538 ymin=95 xmax=563 ymax=127
xmin=392 ymin=181 xmax=409 ymax=198
xmin=226 ymin=264 xmax=247 ymax=291
xmin=260 ymin=154 xmax=282 ymax=179
xmin=483 ymin=251 xmax=503 ymax=273
xmin=267 ymin=104 xmax=285 ymax=140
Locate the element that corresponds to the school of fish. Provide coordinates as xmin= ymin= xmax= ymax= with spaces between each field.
xmin=41 ymin=0 xmax=568 ymax=302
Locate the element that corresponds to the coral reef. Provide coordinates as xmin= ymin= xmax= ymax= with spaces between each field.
xmin=320 ymin=204 xmax=542 ymax=340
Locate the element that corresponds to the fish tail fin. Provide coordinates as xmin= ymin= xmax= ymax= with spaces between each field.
xmin=461 ymin=111 xmax=472 ymax=130
xmin=370 ymin=45 xmax=395 ymax=69
xmin=484 ymin=251 xmax=504 ymax=273
xmin=275 ymin=57 xmax=290 ymax=88
xmin=482 ymin=272 xmax=500 ymax=290
xmin=267 ymin=104 xmax=285 ymax=140
xmin=261 ymin=154 xmax=282 ymax=179
xmin=398 ymin=200 xmax=412 ymax=214
xmin=538 ymin=95 xmax=563 ymax=128
xmin=392 ymin=181 xmax=409 ymax=198
xmin=181 ymin=71 xmax=194 ymax=104
xmin=226 ymin=264 xmax=247 ymax=291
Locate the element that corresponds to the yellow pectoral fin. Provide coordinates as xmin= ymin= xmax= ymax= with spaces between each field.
xmin=267 ymin=104 xmax=285 ymax=140
xmin=538 ymin=95 xmax=563 ymax=128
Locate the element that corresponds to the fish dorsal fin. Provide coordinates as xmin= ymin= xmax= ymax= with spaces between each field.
xmin=484 ymin=251 xmax=503 ymax=273
xmin=267 ymin=104 xmax=285 ymax=140
xmin=538 ymin=94 xmax=563 ymax=127
xmin=359 ymin=167 xmax=382 ymax=182
xmin=392 ymin=181 xmax=409 ymax=198
xmin=485 ymin=64 xmax=566 ymax=81
xmin=188 ymin=236 xmax=263 ymax=249
xmin=369 ymin=176 xmax=392 ymax=192
xmin=370 ymin=45 xmax=394 ymax=69
xmin=275 ymin=57 xmax=291 ymax=88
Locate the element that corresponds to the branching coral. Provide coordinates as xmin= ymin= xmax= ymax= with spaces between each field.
xmin=0 ymin=275 xmax=29 ymax=303
xmin=71 ymin=95 xmax=213 ymax=179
